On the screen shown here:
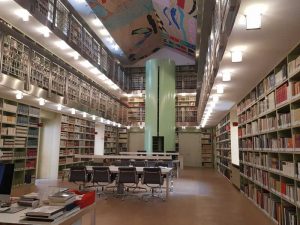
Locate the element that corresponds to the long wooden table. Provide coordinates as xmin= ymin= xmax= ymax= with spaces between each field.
xmin=0 ymin=202 xmax=96 ymax=225
xmin=75 ymin=154 xmax=172 ymax=160
xmin=63 ymin=166 xmax=173 ymax=200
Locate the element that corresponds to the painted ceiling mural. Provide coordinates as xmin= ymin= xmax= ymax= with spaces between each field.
xmin=87 ymin=0 xmax=197 ymax=63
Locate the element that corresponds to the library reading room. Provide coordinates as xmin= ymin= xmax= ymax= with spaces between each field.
xmin=0 ymin=0 xmax=300 ymax=224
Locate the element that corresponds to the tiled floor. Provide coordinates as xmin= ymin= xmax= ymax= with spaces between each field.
xmin=12 ymin=168 xmax=273 ymax=225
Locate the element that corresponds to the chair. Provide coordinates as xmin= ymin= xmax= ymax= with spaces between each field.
xmin=69 ymin=166 xmax=87 ymax=190
xmin=111 ymin=160 xmax=121 ymax=166
xmin=117 ymin=167 xmax=138 ymax=199
xmin=132 ymin=160 xmax=146 ymax=167
xmin=142 ymin=167 xmax=164 ymax=201
xmin=146 ymin=160 xmax=157 ymax=167
xmin=92 ymin=167 xmax=115 ymax=198
xmin=120 ymin=159 xmax=131 ymax=166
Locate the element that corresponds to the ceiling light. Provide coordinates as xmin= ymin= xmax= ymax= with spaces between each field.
xmin=92 ymin=115 xmax=96 ymax=120
xmin=90 ymin=67 xmax=100 ymax=74
xmin=80 ymin=60 xmax=92 ymax=68
xmin=69 ymin=51 xmax=79 ymax=60
xmin=217 ymin=85 xmax=224 ymax=94
xmin=39 ymin=98 xmax=45 ymax=106
xmin=16 ymin=91 xmax=23 ymax=100
xmin=76 ymin=0 xmax=86 ymax=3
xmin=38 ymin=26 xmax=51 ymax=38
xmin=92 ymin=18 xmax=103 ymax=27
xmin=222 ymin=71 xmax=231 ymax=81
xmin=100 ymin=28 xmax=109 ymax=36
xmin=83 ymin=112 xmax=87 ymax=118
xmin=98 ymin=74 xmax=107 ymax=80
xmin=55 ymin=40 xmax=69 ymax=50
xmin=231 ymin=51 xmax=243 ymax=62
xmin=209 ymin=101 xmax=216 ymax=108
xmin=113 ymin=44 xmax=120 ymax=50
xmin=212 ymin=95 xmax=219 ymax=102
xmin=71 ymin=108 xmax=76 ymax=115
xmin=126 ymin=126 xmax=131 ymax=130
xmin=182 ymin=126 xmax=186 ymax=130
xmin=107 ymin=37 xmax=114 ymax=43
xmin=57 ymin=104 xmax=62 ymax=111
xmin=100 ymin=117 xmax=104 ymax=123
xmin=15 ymin=9 xmax=30 ymax=22
xmin=118 ymin=123 xmax=121 ymax=128
xmin=245 ymin=13 xmax=262 ymax=30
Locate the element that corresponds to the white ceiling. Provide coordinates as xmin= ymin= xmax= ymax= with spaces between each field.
xmin=205 ymin=0 xmax=300 ymax=127
xmin=127 ymin=47 xmax=195 ymax=67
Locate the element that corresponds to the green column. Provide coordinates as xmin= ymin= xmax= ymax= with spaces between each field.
xmin=144 ymin=59 xmax=176 ymax=153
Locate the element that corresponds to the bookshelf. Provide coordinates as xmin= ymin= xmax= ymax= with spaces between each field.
xmin=201 ymin=128 xmax=214 ymax=167
xmin=58 ymin=115 xmax=95 ymax=178
xmin=216 ymin=113 xmax=231 ymax=180
xmin=118 ymin=127 xmax=128 ymax=152
xmin=104 ymin=125 xmax=118 ymax=155
xmin=238 ymin=43 xmax=300 ymax=225
xmin=176 ymin=95 xmax=197 ymax=125
xmin=0 ymin=98 xmax=40 ymax=187
xmin=127 ymin=95 xmax=145 ymax=125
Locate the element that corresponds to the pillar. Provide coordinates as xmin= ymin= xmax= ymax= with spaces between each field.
xmin=144 ymin=59 xmax=176 ymax=152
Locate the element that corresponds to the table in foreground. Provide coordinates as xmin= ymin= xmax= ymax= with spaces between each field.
xmin=0 ymin=203 xmax=96 ymax=225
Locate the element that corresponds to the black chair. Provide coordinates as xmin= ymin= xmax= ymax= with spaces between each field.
xmin=132 ymin=160 xmax=146 ymax=167
xmin=117 ymin=167 xmax=139 ymax=199
xmin=146 ymin=160 xmax=157 ymax=167
xmin=142 ymin=167 xmax=164 ymax=201
xmin=120 ymin=159 xmax=131 ymax=166
xmin=92 ymin=167 xmax=115 ymax=197
xmin=69 ymin=166 xmax=87 ymax=190
xmin=111 ymin=160 xmax=121 ymax=166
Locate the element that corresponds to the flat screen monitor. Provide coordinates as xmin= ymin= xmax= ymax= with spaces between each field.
xmin=0 ymin=163 xmax=14 ymax=203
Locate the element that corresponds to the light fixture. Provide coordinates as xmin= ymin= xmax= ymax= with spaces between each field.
xmin=113 ymin=44 xmax=120 ymax=50
xmin=126 ymin=126 xmax=131 ymax=130
xmin=16 ymin=91 xmax=23 ymax=100
xmin=196 ymin=126 xmax=200 ymax=129
xmin=15 ymin=9 xmax=30 ymax=22
xmin=182 ymin=126 xmax=186 ymax=130
xmin=139 ymin=124 xmax=144 ymax=129
xmin=112 ymin=122 xmax=116 ymax=126
xmin=90 ymin=67 xmax=100 ymax=74
xmin=80 ymin=60 xmax=92 ymax=68
xmin=209 ymin=101 xmax=216 ymax=108
xmin=57 ymin=104 xmax=62 ymax=111
xmin=55 ymin=41 xmax=69 ymax=50
xmin=38 ymin=26 xmax=51 ymax=38
xmin=100 ymin=28 xmax=109 ymax=36
xmin=245 ymin=12 xmax=262 ymax=30
xmin=212 ymin=95 xmax=219 ymax=102
xmin=71 ymin=108 xmax=76 ymax=115
xmin=39 ymin=98 xmax=45 ymax=106
xmin=231 ymin=51 xmax=243 ymax=62
xmin=217 ymin=85 xmax=224 ymax=94
xmin=92 ymin=18 xmax=103 ymax=27
xmin=117 ymin=123 xmax=121 ymax=128
xmin=69 ymin=51 xmax=79 ymax=60
xmin=222 ymin=71 xmax=231 ymax=82
xmin=106 ymin=37 xmax=114 ymax=43
xmin=82 ymin=112 xmax=87 ymax=118
xmin=100 ymin=117 xmax=104 ymax=123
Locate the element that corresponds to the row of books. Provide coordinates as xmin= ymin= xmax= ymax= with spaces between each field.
xmin=288 ymin=55 xmax=300 ymax=76
xmin=276 ymin=83 xmax=289 ymax=105
xmin=278 ymin=112 xmax=291 ymax=128
xmin=291 ymin=81 xmax=300 ymax=97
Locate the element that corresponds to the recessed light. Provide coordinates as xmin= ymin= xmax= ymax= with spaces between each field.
xmin=16 ymin=91 xmax=23 ymax=100
xmin=92 ymin=18 xmax=103 ymax=27
xmin=222 ymin=71 xmax=231 ymax=81
xmin=38 ymin=26 xmax=51 ymax=38
xmin=57 ymin=104 xmax=62 ymax=111
xmin=80 ymin=60 xmax=92 ymax=68
xmin=92 ymin=115 xmax=96 ymax=120
xmin=245 ymin=13 xmax=262 ymax=30
xmin=90 ymin=67 xmax=100 ymax=74
xmin=71 ymin=108 xmax=76 ymax=115
xmin=83 ymin=112 xmax=87 ymax=118
xmin=100 ymin=117 xmax=104 ymax=123
xmin=216 ymin=85 xmax=224 ymax=94
xmin=55 ymin=41 xmax=69 ymax=50
xmin=69 ymin=51 xmax=79 ymax=60
xmin=100 ymin=28 xmax=109 ymax=36
xmin=39 ymin=98 xmax=45 ymax=106
xmin=231 ymin=51 xmax=243 ymax=62
xmin=15 ymin=9 xmax=30 ymax=22
xmin=212 ymin=95 xmax=219 ymax=102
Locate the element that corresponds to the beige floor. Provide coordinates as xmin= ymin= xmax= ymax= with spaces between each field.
xmin=12 ymin=168 xmax=273 ymax=225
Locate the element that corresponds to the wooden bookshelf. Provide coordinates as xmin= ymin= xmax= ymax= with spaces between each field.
xmin=176 ymin=95 xmax=197 ymax=125
xmin=238 ymin=43 xmax=300 ymax=225
xmin=104 ymin=125 xmax=118 ymax=155
xmin=58 ymin=115 xmax=95 ymax=178
xmin=118 ymin=127 xmax=128 ymax=152
xmin=127 ymin=95 xmax=145 ymax=125
xmin=201 ymin=128 xmax=213 ymax=167
xmin=216 ymin=113 xmax=231 ymax=180
xmin=0 ymin=98 xmax=40 ymax=187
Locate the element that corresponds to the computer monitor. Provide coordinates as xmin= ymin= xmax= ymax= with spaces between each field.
xmin=0 ymin=163 xmax=14 ymax=203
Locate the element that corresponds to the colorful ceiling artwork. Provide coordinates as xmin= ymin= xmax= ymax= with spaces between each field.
xmin=86 ymin=0 xmax=197 ymax=62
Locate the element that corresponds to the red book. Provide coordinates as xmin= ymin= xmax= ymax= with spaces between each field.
xmin=281 ymin=182 xmax=286 ymax=195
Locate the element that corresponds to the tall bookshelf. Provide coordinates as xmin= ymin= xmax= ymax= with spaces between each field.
xmin=104 ymin=125 xmax=118 ymax=155
xmin=215 ymin=113 xmax=231 ymax=180
xmin=176 ymin=95 xmax=197 ymax=125
xmin=201 ymin=128 xmax=214 ymax=167
xmin=58 ymin=115 xmax=95 ymax=178
xmin=118 ymin=127 xmax=128 ymax=152
xmin=238 ymin=43 xmax=300 ymax=225
xmin=127 ymin=95 xmax=145 ymax=125
xmin=0 ymin=98 xmax=40 ymax=187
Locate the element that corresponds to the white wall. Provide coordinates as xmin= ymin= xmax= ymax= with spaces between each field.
xmin=38 ymin=111 xmax=61 ymax=180
xmin=128 ymin=132 xmax=144 ymax=152
xmin=179 ymin=132 xmax=202 ymax=167
xmin=94 ymin=123 xmax=105 ymax=155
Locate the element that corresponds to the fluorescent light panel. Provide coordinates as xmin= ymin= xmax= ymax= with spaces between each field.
xmin=231 ymin=51 xmax=243 ymax=62
xmin=246 ymin=13 xmax=262 ymax=30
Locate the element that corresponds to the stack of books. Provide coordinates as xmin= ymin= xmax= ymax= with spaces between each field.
xmin=25 ymin=206 xmax=64 ymax=222
xmin=18 ymin=192 xmax=39 ymax=207
xmin=48 ymin=191 xmax=76 ymax=207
